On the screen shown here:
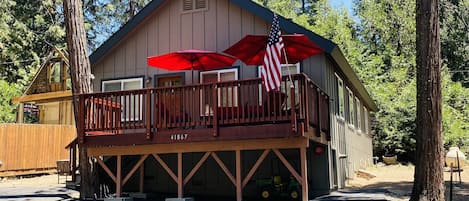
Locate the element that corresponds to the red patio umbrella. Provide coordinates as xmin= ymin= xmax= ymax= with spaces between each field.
xmin=147 ymin=50 xmax=236 ymax=78
xmin=223 ymin=34 xmax=323 ymax=65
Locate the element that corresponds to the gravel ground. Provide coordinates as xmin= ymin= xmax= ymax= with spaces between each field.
xmin=345 ymin=164 xmax=469 ymax=201
xmin=0 ymin=174 xmax=79 ymax=201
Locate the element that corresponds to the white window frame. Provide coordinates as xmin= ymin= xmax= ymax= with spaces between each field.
xmin=257 ymin=63 xmax=300 ymax=106
xmin=347 ymin=87 xmax=355 ymax=126
xmin=102 ymin=77 xmax=144 ymax=121
xmin=356 ymin=97 xmax=361 ymax=132
xmin=336 ymin=75 xmax=345 ymax=120
xmin=200 ymin=68 xmax=238 ymax=115
xmin=257 ymin=63 xmax=301 ymax=77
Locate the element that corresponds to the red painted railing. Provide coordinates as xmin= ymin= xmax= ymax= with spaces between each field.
xmin=77 ymin=74 xmax=330 ymax=144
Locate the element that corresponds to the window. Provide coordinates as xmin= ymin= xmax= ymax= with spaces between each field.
xmin=347 ymin=88 xmax=355 ymax=125
xmin=183 ymin=0 xmax=207 ymax=12
xmin=102 ymin=77 xmax=144 ymax=121
xmin=200 ymin=68 xmax=238 ymax=114
xmin=50 ymin=62 xmax=61 ymax=83
xmin=356 ymin=97 xmax=361 ymax=131
xmin=336 ymin=76 xmax=345 ymax=119
xmin=258 ymin=63 xmax=300 ymax=108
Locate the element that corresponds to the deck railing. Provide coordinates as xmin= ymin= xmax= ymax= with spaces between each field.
xmin=77 ymin=74 xmax=329 ymax=144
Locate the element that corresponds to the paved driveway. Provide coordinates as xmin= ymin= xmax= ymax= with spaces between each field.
xmin=0 ymin=174 xmax=78 ymax=201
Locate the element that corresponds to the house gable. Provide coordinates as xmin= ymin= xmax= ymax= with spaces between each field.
xmin=90 ymin=0 xmax=377 ymax=111
xmin=92 ymin=0 xmax=272 ymax=89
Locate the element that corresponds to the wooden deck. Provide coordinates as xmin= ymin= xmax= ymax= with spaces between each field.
xmin=77 ymin=74 xmax=330 ymax=147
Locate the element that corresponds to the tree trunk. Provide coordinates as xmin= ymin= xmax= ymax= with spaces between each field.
xmin=63 ymin=0 xmax=94 ymax=199
xmin=410 ymin=0 xmax=444 ymax=200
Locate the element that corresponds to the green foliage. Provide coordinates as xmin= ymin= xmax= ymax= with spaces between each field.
xmin=84 ymin=0 xmax=151 ymax=50
xmin=257 ymin=0 xmax=469 ymax=160
xmin=440 ymin=0 xmax=469 ymax=87
xmin=0 ymin=0 xmax=467 ymax=156
xmin=0 ymin=0 xmax=65 ymax=83
xmin=0 ymin=80 xmax=20 ymax=122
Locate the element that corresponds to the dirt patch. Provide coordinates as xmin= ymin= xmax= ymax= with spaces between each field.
xmin=347 ymin=164 xmax=469 ymax=201
xmin=0 ymin=174 xmax=62 ymax=187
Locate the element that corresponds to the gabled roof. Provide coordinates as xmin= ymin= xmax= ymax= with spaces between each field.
xmin=88 ymin=0 xmax=377 ymax=111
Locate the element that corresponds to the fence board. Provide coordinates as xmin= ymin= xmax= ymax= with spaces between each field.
xmin=0 ymin=124 xmax=76 ymax=176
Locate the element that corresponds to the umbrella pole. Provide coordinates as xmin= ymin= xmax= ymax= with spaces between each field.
xmin=282 ymin=48 xmax=294 ymax=88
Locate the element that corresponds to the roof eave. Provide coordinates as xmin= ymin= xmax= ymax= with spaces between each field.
xmin=330 ymin=47 xmax=378 ymax=111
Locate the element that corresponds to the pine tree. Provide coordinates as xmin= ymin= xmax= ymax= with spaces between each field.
xmin=63 ymin=0 xmax=94 ymax=198
xmin=411 ymin=0 xmax=445 ymax=200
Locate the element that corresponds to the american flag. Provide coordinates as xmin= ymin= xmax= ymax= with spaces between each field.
xmin=261 ymin=13 xmax=284 ymax=92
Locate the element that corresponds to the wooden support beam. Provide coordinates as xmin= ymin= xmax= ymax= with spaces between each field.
xmin=211 ymin=152 xmax=236 ymax=185
xmin=139 ymin=164 xmax=144 ymax=193
xmin=151 ymin=154 xmax=178 ymax=183
xmin=300 ymin=147 xmax=308 ymax=201
xmin=184 ymin=152 xmax=211 ymax=185
xmin=12 ymin=90 xmax=72 ymax=103
xmin=95 ymin=157 xmax=116 ymax=183
xmin=242 ymin=149 xmax=270 ymax=188
xmin=177 ymin=152 xmax=183 ymax=198
xmin=116 ymin=155 xmax=122 ymax=197
xmin=272 ymin=149 xmax=302 ymax=184
xmin=122 ymin=154 xmax=149 ymax=185
xmin=236 ymin=150 xmax=242 ymax=201
xmin=88 ymin=138 xmax=308 ymax=157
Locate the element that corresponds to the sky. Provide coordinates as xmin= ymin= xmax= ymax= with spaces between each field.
xmin=329 ymin=0 xmax=354 ymax=14
xmin=329 ymin=0 xmax=358 ymax=21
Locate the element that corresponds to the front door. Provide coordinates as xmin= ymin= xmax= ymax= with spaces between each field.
xmin=156 ymin=74 xmax=184 ymax=121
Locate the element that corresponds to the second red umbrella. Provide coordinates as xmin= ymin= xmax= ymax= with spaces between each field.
xmin=223 ymin=34 xmax=323 ymax=65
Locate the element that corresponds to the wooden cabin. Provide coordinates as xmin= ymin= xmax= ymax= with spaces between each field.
xmin=80 ymin=0 xmax=378 ymax=200
xmin=12 ymin=49 xmax=74 ymax=125
xmin=1 ymin=49 xmax=76 ymax=177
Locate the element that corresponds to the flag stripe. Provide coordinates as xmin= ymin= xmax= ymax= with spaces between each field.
xmin=261 ymin=13 xmax=284 ymax=92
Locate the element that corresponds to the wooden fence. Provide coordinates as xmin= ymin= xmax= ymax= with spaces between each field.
xmin=0 ymin=124 xmax=76 ymax=176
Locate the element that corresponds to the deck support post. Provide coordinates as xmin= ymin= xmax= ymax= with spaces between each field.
xmin=139 ymin=163 xmax=144 ymax=193
xmin=71 ymin=142 xmax=77 ymax=182
xmin=116 ymin=155 xmax=122 ymax=197
xmin=300 ymin=147 xmax=308 ymax=201
xmin=316 ymin=89 xmax=322 ymax=137
xmin=212 ymin=85 xmax=219 ymax=137
xmin=236 ymin=150 xmax=242 ymax=201
xmin=177 ymin=152 xmax=183 ymax=198
xmin=146 ymin=90 xmax=151 ymax=140
xmin=290 ymin=87 xmax=297 ymax=134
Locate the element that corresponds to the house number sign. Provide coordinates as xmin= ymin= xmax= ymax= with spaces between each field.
xmin=170 ymin=133 xmax=188 ymax=141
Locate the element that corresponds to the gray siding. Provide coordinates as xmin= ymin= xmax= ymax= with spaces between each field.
xmin=90 ymin=0 xmax=374 ymax=193
xmin=91 ymin=0 xmax=270 ymax=90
